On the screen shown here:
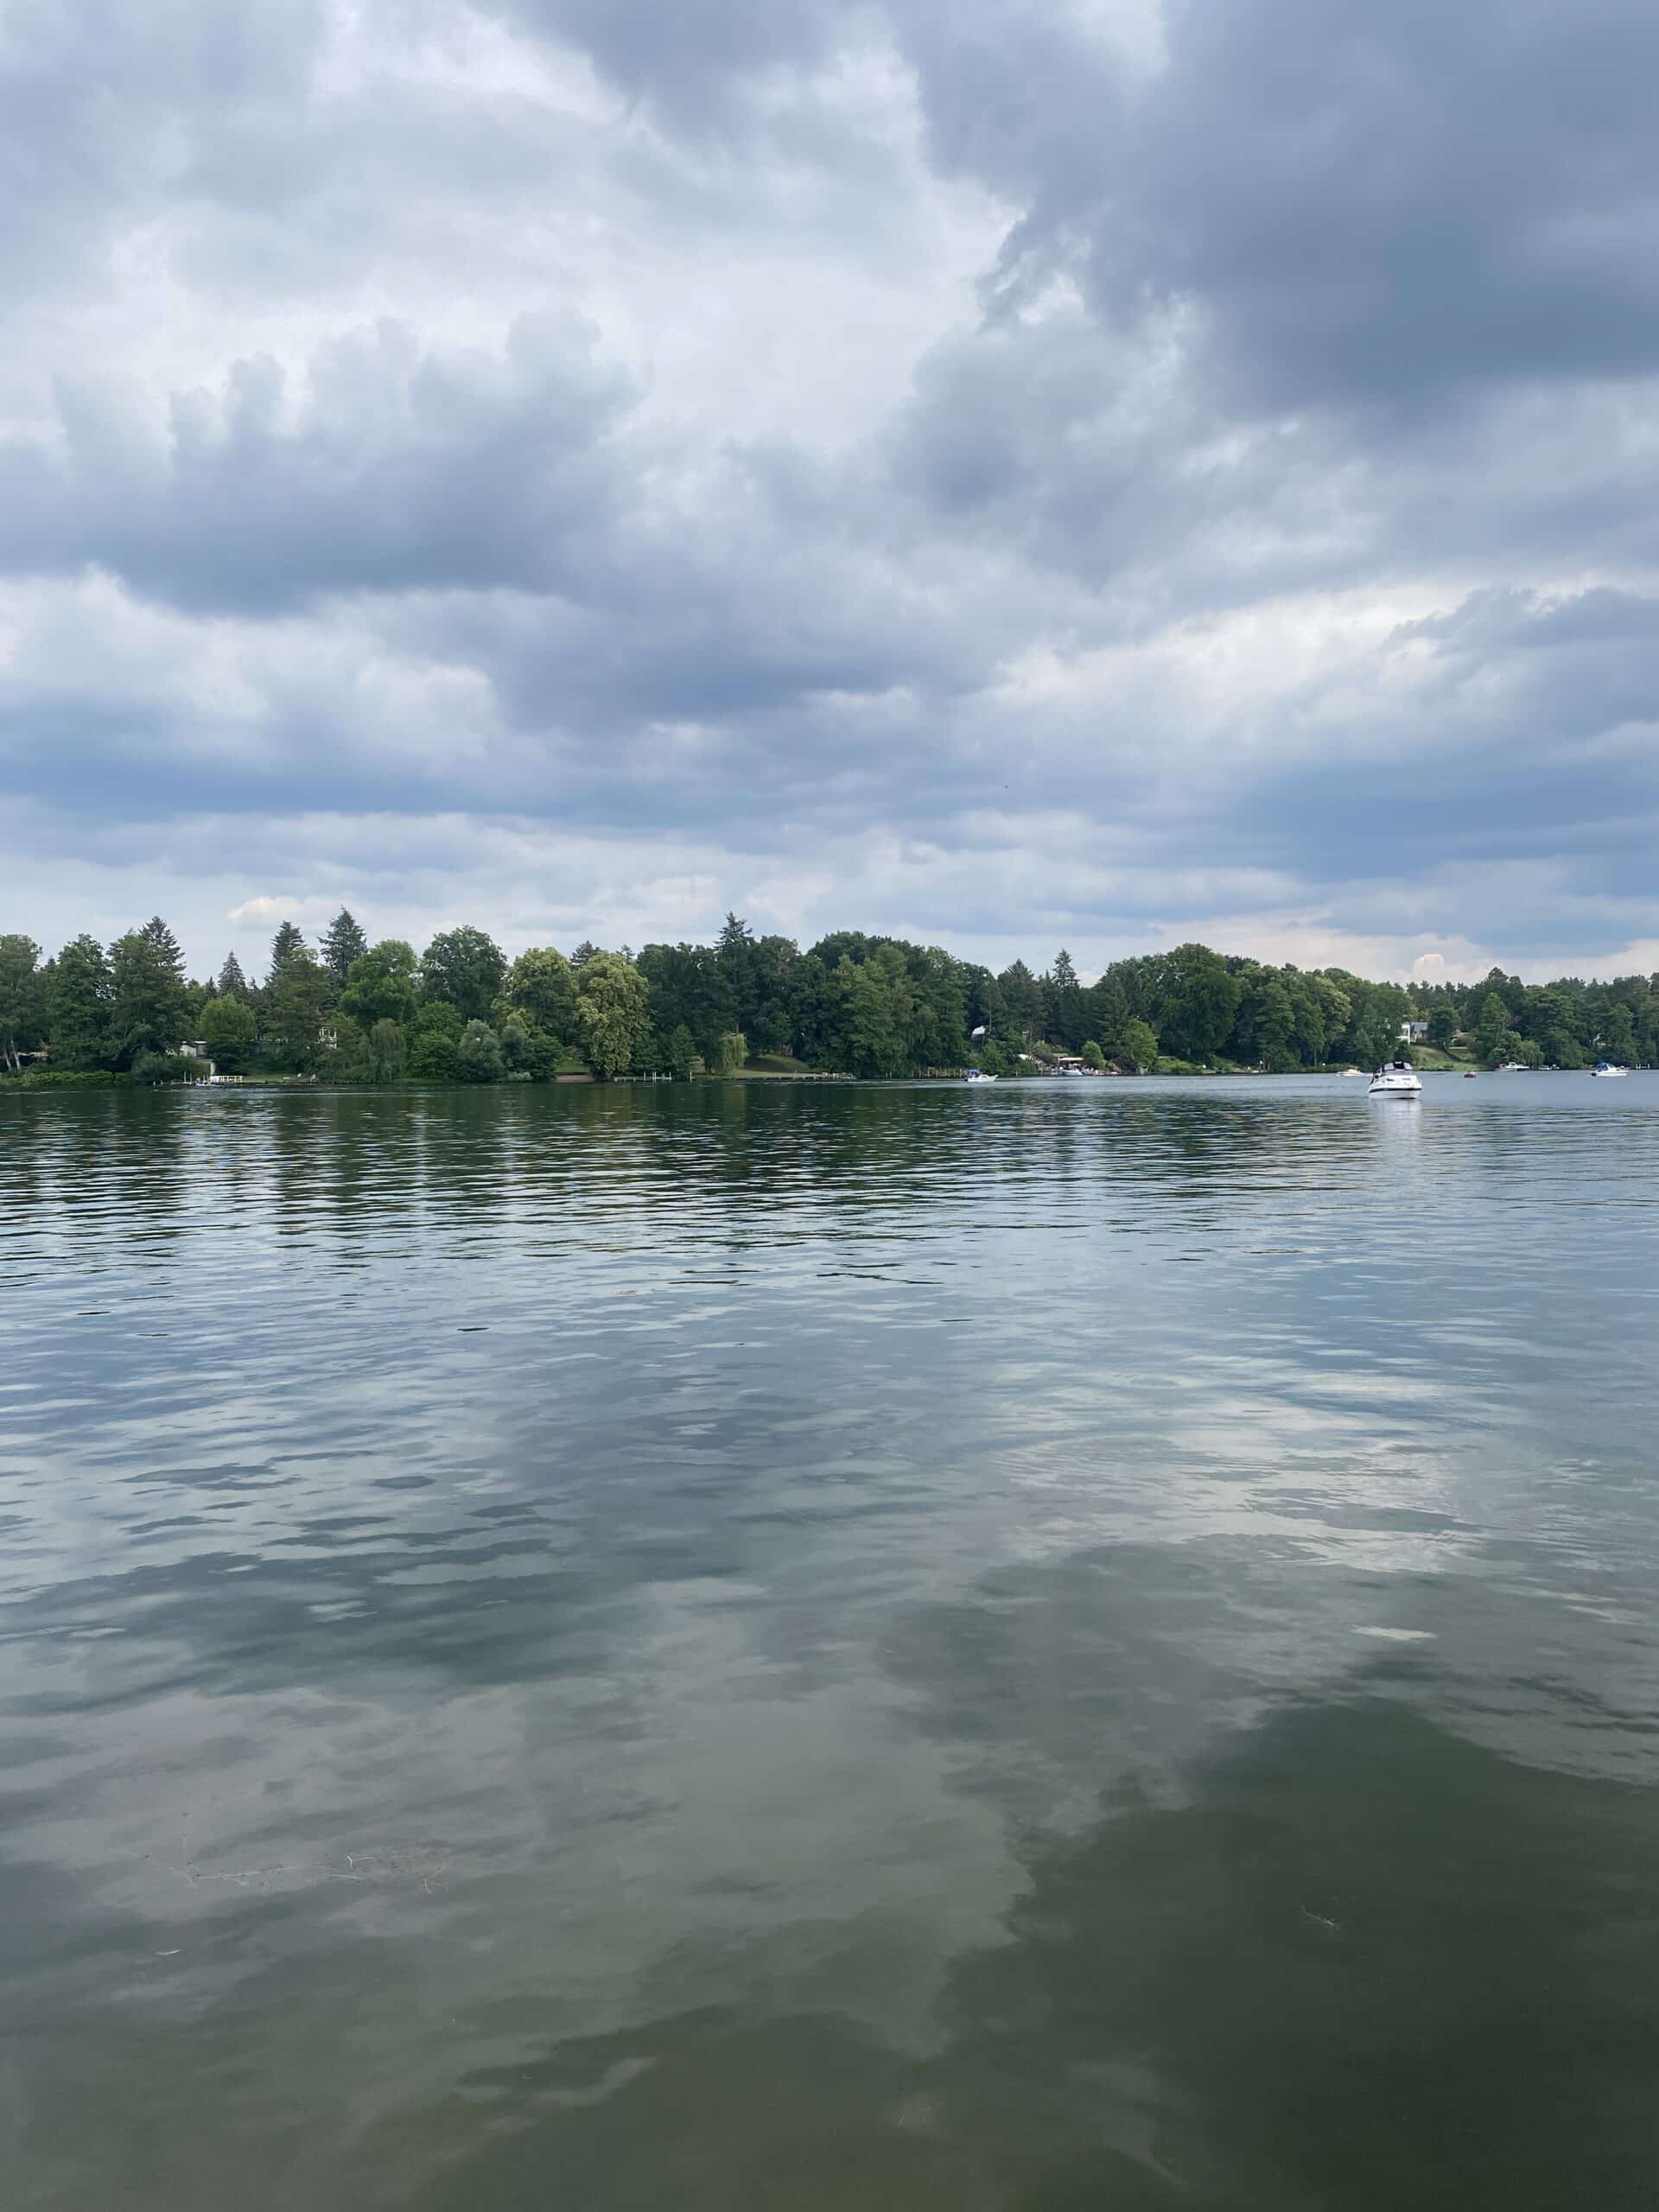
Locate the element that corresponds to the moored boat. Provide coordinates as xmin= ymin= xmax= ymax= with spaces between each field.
xmin=963 ymin=1066 xmax=998 ymax=1084
xmin=1592 ymin=1061 xmax=1628 ymax=1077
xmin=1369 ymin=1060 xmax=1423 ymax=1098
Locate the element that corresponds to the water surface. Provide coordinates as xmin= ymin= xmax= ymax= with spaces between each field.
xmin=4 ymin=1076 xmax=1659 ymax=2208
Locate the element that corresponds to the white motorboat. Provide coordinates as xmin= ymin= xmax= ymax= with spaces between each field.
xmin=1368 ymin=1060 xmax=1422 ymax=1098
xmin=1592 ymin=1061 xmax=1628 ymax=1077
xmin=963 ymin=1067 xmax=998 ymax=1084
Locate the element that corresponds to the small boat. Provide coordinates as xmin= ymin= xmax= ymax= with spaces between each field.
xmin=963 ymin=1067 xmax=998 ymax=1084
xmin=1592 ymin=1062 xmax=1628 ymax=1078
xmin=1369 ymin=1060 xmax=1423 ymax=1098
xmin=1464 ymin=1071 xmax=1477 ymax=1079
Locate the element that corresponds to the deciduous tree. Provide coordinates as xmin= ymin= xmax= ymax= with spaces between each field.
xmin=1120 ymin=1018 xmax=1159 ymax=1072
xmin=366 ymin=1019 xmax=407 ymax=1084
xmin=495 ymin=946 xmax=575 ymax=1039
xmin=342 ymin=941 xmax=420 ymax=1029
xmin=200 ymin=993 xmax=257 ymax=1072
xmin=458 ymin=1020 xmax=505 ymax=1083
xmin=1146 ymin=944 xmax=1240 ymax=1062
xmin=422 ymin=926 xmax=506 ymax=1022
xmin=574 ymin=952 xmax=652 ymax=1078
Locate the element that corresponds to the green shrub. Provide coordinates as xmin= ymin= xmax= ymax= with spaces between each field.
xmin=3 ymin=1068 xmax=125 ymax=1088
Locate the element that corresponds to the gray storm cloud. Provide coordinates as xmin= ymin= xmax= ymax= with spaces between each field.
xmin=3 ymin=0 xmax=1657 ymax=976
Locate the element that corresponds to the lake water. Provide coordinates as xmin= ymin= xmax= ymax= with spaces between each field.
xmin=5 ymin=1075 xmax=1659 ymax=2209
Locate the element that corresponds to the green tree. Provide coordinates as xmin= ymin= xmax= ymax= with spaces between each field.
xmin=638 ymin=943 xmax=738 ymax=1060
xmin=131 ymin=1047 xmax=187 ymax=1085
xmin=107 ymin=918 xmax=189 ymax=1067
xmin=1286 ymin=972 xmax=1329 ymax=1067
xmin=268 ymin=921 xmax=307 ymax=979
xmin=416 ymin=1001 xmax=462 ymax=1042
xmin=715 ymin=1030 xmax=747 ymax=1075
xmin=745 ymin=935 xmax=799 ymax=1052
xmin=665 ymin=1023 xmax=696 ymax=1078
xmin=408 ymin=1002 xmax=462 ymax=1083
xmin=1146 ymin=944 xmax=1241 ymax=1061
xmin=1427 ymin=1005 xmax=1458 ymax=1052
xmin=0 ymin=935 xmax=45 ymax=1070
xmin=327 ymin=1015 xmax=369 ymax=1079
xmin=1120 ymin=1017 xmax=1159 ymax=1072
xmin=408 ymin=1034 xmax=460 ymax=1083
xmin=264 ymin=945 xmax=327 ymax=1070
xmin=49 ymin=936 xmax=113 ymax=1069
xmin=832 ymin=954 xmax=906 ymax=1077
xmin=1311 ymin=975 xmax=1352 ymax=1063
xmin=1082 ymin=1039 xmax=1105 ymax=1071
xmin=1047 ymin=950 xmax=1084 ymax=1048
xmin=457 ymin=1020 xmax=505 ymax=1083
xmin=1367 ymin=982 xmax=1414 ymax=1047
xmin=366 ymin=1019 xmax=407 ymax=1084
xmin=717 ymin=912 xmax=756 ymax=1031
xmin=1481 ymin=964 xmax=1525 ymax=1016
xmin=997 ymin=958 xmax=1043 ymax=1042
xmin=216 ymin=950 xmax=251 ymax=999
xmin=341 ymin=941 xmax=420 ymax=1029
xmin=320 ymin=909 xmax=370 ymax=994
xmin=574 ymin=952 xmax=652 ymax=1078
xmin=786 ymin=954 xmax=837 ymax=1067
xmin=495 ymin=946 xmax=575 ymax=1039
xmin=200 ymin=993 xmax=257 ymax=1073
xmin=1253 ymin=977 xmax=1297 ymax=1071
xmin=1601 ymin=1004 xmax=1637 ymax=1065
xmin=498 ymin=1012 xmax=552 ymax=1077
xmin=1475 ymin=991 xmax=1513 ymax=1066
xmin=1082 ymin=972 xmax=1128 ymax=1052
xmin=912 ymin=946 xmax=969 ymax=1068
xmin=422 ymin=926 xmax=507 ymax=1023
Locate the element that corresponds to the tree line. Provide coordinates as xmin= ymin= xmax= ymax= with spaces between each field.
xmin=2 ymin=912 xmax=1656 ymax=1084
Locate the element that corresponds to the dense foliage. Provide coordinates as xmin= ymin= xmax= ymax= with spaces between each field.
xmin=3 ymin=912 xmax=1656 ymax=1084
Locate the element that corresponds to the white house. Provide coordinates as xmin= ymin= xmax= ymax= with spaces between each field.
xmin=1399 ymin=1020 xmax=1429 ymax=1043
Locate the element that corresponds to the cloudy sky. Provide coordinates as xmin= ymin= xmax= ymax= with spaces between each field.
xmin=4 ymin=0 xmax=1658 ymax=982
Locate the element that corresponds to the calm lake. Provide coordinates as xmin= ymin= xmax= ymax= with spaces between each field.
xmin=5 ymin=1076 xmax=1659 ymax=2209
